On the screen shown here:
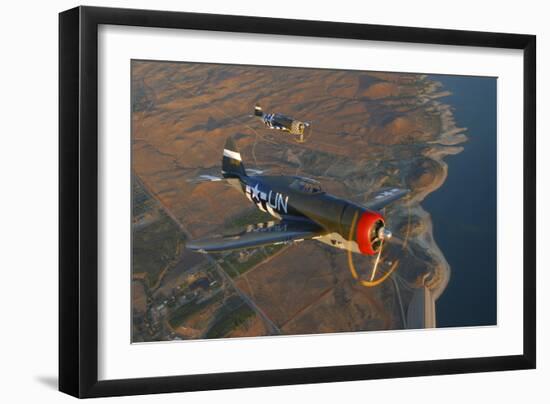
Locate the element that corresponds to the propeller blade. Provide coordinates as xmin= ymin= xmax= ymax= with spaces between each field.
xmin=370 ymin=239 xmax=384 ymax=281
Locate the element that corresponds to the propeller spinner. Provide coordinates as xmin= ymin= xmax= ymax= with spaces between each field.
xmin=347 ymin=209 xmax=399 ymax=287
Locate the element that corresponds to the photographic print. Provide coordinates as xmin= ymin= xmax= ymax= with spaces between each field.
xmin=130 ymin=60 xmax=496 ymax=343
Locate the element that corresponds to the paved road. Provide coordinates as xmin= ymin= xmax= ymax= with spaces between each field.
xmin=390 ymin=274 xmax=407 ymax=328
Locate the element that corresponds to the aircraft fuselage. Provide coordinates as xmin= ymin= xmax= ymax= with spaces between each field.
xmin=236 ymin=174 xmax=385 ymax=255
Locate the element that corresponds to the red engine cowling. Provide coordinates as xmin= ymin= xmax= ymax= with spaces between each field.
xmin=356 ymin=210 xmax=385 ymax=255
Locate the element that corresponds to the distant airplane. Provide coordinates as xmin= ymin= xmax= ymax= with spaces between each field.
xmin=254 ymin=104 xmax=311 ymax=142
xmin=187 ymin=138 xmax=408 ymax=267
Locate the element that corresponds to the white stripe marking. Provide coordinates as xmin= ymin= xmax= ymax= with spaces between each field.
xmin=256 ymin=201 xmax=267 ymax=212
xmin=266 ymin=203 xmax=282 ymax=220
xmin=223 ymin=149 xmax=241 ymax=161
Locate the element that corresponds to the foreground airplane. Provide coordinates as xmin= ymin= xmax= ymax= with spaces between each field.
xmin=186 ymin=138 xmax=408 ymax=257
xmin=254 ymin=104 xmax=311 ymax=142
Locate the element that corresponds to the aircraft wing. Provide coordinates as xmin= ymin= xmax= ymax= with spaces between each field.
xmin=186 ymin=219 xmax=325 ymax=253
xmin=364 ymin=187 xmax=410 ymax=211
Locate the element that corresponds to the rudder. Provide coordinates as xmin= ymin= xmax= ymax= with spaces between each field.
xmin=222 ymin=137 xmax=246 ymax=178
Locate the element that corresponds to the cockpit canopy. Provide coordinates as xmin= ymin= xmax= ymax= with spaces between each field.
xmin=271 ymin=113 xmax=294 ymax=129
xmin=289 ymin=177 xmax=324 ymax=194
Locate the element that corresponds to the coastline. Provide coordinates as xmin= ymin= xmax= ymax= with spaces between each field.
xmin=420 ymin=75 xmax=497 ymax=327
xmin=399 ymin=78 xmax=468 ymax=305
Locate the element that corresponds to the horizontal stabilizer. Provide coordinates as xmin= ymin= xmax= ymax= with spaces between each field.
xmin=187 ymin=174 xmax=224 ymax=184
xmin=245 ymin=168 xmax=267 ymax=176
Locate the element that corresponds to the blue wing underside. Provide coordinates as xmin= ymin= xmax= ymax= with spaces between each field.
xmin=186 ymin=219 xmax=324 ymax=253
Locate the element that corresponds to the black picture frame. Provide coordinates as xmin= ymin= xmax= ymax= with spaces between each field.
xmin=59 ymin=6 xmax=536 ymax=398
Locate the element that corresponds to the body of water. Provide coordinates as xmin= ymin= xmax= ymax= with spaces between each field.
xmin=424 ymin=75 xmax=497 ymax=327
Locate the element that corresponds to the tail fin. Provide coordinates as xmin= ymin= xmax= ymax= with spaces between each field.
xmin=222 ymin=137 xmax=247 ymax=178
xmin=254 ymin=104 xmax=263 ymax=117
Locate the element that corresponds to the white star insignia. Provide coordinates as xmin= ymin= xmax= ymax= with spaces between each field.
xmin=251 ymin=183 xmax=261 ymax=200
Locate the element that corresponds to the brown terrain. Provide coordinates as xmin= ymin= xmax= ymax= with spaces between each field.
xmin=131 ymin=60 xmax=466 ymax=342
